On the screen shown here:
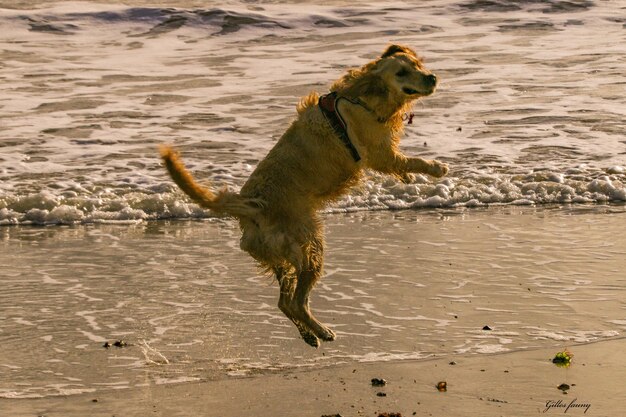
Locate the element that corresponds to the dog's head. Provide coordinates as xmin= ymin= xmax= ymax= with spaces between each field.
xmin=330 ymin=44 xmax=438 ymax=118
xmin=376 ymin=44 xmax=438 ymax=99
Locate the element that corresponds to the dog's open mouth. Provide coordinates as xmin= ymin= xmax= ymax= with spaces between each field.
xmin=403 ymin=86 xmax=435 ymax=96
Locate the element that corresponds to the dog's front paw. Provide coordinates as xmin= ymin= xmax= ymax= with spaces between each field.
xmin=400 ymin=173 xmax=416 ymax=184
xmin=429 ymin=160 xmax=449 ymax=178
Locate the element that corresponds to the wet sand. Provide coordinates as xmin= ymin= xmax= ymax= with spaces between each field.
xmin=1 ymin=206 xmax=625 ymax=416
xmin=5 ymin=338 xmax=626 ymax=417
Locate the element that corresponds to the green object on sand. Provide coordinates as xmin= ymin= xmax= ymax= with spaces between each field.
xmin=552 ymin=350 xmax=573 ymax=367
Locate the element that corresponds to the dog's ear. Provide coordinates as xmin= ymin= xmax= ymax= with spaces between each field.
xmin=352 ymin=71 xmax=388 ymax=98
xmin=381 ymin=44 xmax=417 ymax=58
xmin=363 ymin=74 xmax=388 ymax=97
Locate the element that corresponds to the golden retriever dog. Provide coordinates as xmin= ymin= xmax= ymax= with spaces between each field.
xmin=160 ymin=44 xmax=448 ymax=347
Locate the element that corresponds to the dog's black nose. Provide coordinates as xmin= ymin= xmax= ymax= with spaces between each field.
xmin=425 ymin=73 xmax=437 ymax=87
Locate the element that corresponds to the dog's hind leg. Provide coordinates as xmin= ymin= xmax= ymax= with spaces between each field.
xmin=291 ymin=236 xmax=336 ymax=345
xmin=274 ymin=265 xmax=293 ymax=314
xmin=274 ymin=266 xmax=320 ymax=347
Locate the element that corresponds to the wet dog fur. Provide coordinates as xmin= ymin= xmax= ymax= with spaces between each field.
xmin=160 ymin=44 xmax=449 ymax=347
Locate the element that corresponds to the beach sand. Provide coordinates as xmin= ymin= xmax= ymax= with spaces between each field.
xmin=5 ymin=338 xmax=626 ymax=417
xmin=2 ymin=206 xmax=625 ymax=416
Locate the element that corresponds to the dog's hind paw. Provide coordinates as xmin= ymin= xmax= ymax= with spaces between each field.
xmin=301 ymin=331 xmax=320 ymax=348
xmin=316 ymin=326 xmax=336 ymax=342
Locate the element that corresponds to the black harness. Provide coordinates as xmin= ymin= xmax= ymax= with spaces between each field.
xmin=318 ymin=92 xmax=362 ymax=162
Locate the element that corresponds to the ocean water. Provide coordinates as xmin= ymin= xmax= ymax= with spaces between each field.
xmin=1 ymin=0 xmax=626 ymax=401
xmin=0 ymin=0 xmax=624 ymax=225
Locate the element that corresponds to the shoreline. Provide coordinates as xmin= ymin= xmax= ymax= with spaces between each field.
xmin=4 ymin=337 xmax=625 ymax=417
xmin=1 ymin=201 xmax=625 ymax=228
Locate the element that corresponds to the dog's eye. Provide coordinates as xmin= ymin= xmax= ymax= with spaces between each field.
xmin=396 ymin=68 xmax=409 ymax=77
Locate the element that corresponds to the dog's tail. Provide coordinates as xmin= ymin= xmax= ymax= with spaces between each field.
xmin=159 ymin=145 xmax=262 ymax=219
